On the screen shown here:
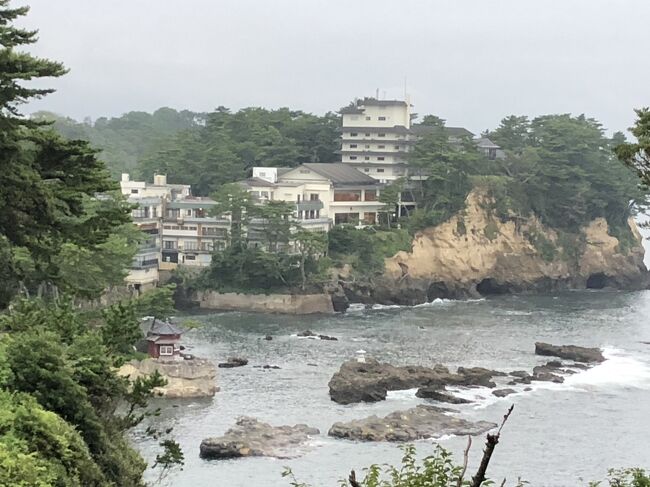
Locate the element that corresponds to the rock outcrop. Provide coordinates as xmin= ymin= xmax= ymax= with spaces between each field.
xmin=199 ymin=417 xmax=319 ymax=460
xmin=328 ymin=405 xmax=496 ymax=442
xmin=535 ymin=342 xmax=605 ymax=363
xmin=118 ymin=358 xmax=217 ymax=398
xmin=328 ymin=358 xmax=505 ymax=405
xmin=340 ymin=190 xmax=648 ymax=306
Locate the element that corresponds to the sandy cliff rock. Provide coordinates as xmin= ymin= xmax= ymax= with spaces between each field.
xmin=118 ymin=358 xmax=218 ymax=398
xmin=348 ymin=190 xmax=647 ymax=305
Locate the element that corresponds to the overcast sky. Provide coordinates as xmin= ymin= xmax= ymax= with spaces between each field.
xmin=19 ymin=0 xmax=650 ymax=135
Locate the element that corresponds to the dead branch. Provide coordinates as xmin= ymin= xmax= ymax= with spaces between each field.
xmin=348 ymin=470 xmax=361 ymax=487
xmin=470 ymin=405 xmax=514 ymax=487
xmin=499 ymin=479 xmax=507 ymax=487
xmin=456 ymin=435 xmax=472 ymax=487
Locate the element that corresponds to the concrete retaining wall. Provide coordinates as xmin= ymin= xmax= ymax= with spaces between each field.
xmin=196 ymin=291 xmax=334 ymax=314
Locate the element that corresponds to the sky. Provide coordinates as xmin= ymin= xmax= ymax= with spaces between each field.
xmin=19 ymin=0 xmax=650 ymax=135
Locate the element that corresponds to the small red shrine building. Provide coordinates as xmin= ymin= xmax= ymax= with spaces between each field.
xmin=146 ymin=319 xmax=183 ymax=359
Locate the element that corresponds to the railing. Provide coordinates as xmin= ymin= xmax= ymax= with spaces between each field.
xmin=131 ymin=258 xmax=159 ymax=269
xmin=296 ymin=200 xmax=324 ymax=211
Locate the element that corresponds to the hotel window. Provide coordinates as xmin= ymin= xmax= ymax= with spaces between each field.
xmin=131 ymin=189 xmax=139 ymax=194
xmin=365 ymin=144 xmax=370 ymax=149
xmin=186 ymin=209 xmax=191 ymax=216
xmin=378 ymin=116 xmax=386 ymax=121
xmin=349 ymin=156 xmax=358 ymax=160
xmin=395 ymin=145 xmax=400 ymax=149
xmin=159 ymin=345 xmax=174 ymax=356
xmin=377 ymin=168 xmax=385 ymax=173
xmin=364 ymin=156 xmax=370 ymax=160
xmin=365 ymin=133 xmax=370 ymax=137
xmin=378 ymin=133 xmax=386 ymax=137
xmin=350 ymin=144 xmax=357 ymax=148
xmin=364 ymin=168 xmax=370 ymax=172
xmin=259 ymin=171 xmax=266 ymax=177
xmin=378 ymin=145 xmax=385 ymax=149
xmin=350 ymin=132 xmax=358 ymax=137
xmin=300 ymin=169 xmax=309 ymax=174
xmin=378 ymin=157 xmax=385 ymax=161
xmin=365 ymin=116 xmax=371 ymax=120
xmin=310 ymin=193 xmax=319 ymax=201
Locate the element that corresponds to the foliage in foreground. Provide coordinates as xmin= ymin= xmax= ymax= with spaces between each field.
xmin=284 ymin=443 xmax=649 ymax=487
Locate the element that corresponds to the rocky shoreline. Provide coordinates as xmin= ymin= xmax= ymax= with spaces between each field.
xmin=198 ymin=342 xmax=607 ymax=460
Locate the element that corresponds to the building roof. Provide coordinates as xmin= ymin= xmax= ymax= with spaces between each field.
xmin=340 ymin=97 xmax=408 ymax=113
xmin=474 ymin=137 xmax=501 ymax=149
xmin=300 ymin=163 xmax=378 ymax=185
xmin=239 ymin=177 xmax=278 ymax=188
xmin=410 ymin=124 xmax=475 ymax=138
xmin=167 ymin=198 xmax=216 ymax=209
xmin=148 ymin=318 xmax=183 ymax=336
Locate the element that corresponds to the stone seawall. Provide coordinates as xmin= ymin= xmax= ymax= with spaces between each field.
xmin=196 ymin=291 xmax=335 ymax=314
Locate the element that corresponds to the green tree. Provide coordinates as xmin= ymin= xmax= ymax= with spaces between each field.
xmin=615 ymin=108 xmax=650 ymax=187
xmin=293 ymin=230 xmax=327 ymax=290
xmin=378 ymin=179 xmax=404 ymax=228
xmin=0 ymin=1 xmax=131 ymax=307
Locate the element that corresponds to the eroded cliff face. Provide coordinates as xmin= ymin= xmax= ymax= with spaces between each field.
xmin=346 ymin=191 xmax=648 ymax=305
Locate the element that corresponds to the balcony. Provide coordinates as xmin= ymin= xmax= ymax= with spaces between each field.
xmin=131 ymin=258 xmax=159 ymax=269
xmin=296 ymin=200 xmax=324 ymax=212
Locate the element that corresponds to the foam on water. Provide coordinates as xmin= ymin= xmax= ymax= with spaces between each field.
xmin=564 ymin=347 xmax=650 ymax=389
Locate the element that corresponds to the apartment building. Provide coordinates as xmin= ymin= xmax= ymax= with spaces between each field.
xmin=241 ymin=163 xmax=385 ymax=229
xmin=161 ymin=197 xmax=230 ymax=268
xmin=339 ymin=98 xmax=413 ymax=183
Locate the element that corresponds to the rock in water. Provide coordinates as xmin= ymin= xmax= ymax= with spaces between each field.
xmin=118 ymin=358 xmax=217 ymax=398
xmin=199 ymin=417 xmax=319 ymax=460
xmin=328 ymin=405 xmax=496 ymax=442
xmin=328 ymin=359 xmax=506 ymax=405
xmin=218 ymin=357 xmax=248 ymax=368
xmin=415 ymin=387 xmax=472 ymax=404
xmin=492 ymin=388 xmax=516 ymax=397
xmin=534 ymin=342 xmax=605 ymax=363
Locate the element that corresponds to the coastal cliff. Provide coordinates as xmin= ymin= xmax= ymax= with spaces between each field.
xmin=341 ymin=190 xmax=648 ymax=305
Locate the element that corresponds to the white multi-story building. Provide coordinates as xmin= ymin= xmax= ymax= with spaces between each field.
xmin=339 ymin=98 xmax=413 ymax=183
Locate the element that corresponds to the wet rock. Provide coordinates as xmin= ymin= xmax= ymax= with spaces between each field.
xmin=328 ymin=359 xmax=507 ymax=405
xmin=253 ymin=365 xmax=281 ymax=370
xmin=328 ymin=405 xmax=496 ymax=442
xmin=535 ymin=342 xmax=605 ymax=363
xmin=200 ymin=417 xmax=319 ymax=460
xmin=218 ymin=357 xmax=248 ymax=368
xmin=569 ymin=363 xmax=589 ymax=370
xmin=510 ymin=370 xmax=531 ymax=378
xmin=456 ymin=367 xmax=505 ymax=388
xmin=415 ymin=388 xmax=472 ymax=404
xmin=264 ymin=335 xmax=273 ymax=341
xmin=544 ymin=360 xmax=563 ymax=368
xmin=531 ymin=365 xmax=564 ymax=383
xmin=492 ymin=388 xmax=516 ymax=397
xmin=297 ymin=330 xmax=338 ymax=341
xmin=318 ymin=334 xmax=338 ymax=341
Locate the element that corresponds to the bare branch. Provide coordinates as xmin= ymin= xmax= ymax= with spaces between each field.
xmin=470 ymin=405 xmax=514 ymax=487
xmin=349 ymin=470 xmax=361 ymax=487
xmin=457 ymin=435 xmax=472 ymax=487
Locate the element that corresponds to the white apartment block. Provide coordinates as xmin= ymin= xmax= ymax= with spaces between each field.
xmin=339 ymin=98 xmax=413 ymax=183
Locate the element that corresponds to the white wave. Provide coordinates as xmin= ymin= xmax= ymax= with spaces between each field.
xmin=346 ymin=303 xmax=367 ymax=313
xmin=564 ymin=347 xmax=650 ymax=389
xmin=371 ymin=303 xmax=403 ymax=310
xmin=386 ymin=388 xmax=419 ymax=400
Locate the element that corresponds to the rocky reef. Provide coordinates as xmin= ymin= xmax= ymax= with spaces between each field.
xmin=338 ymin=190 xmax=648 ymax=306
xmin=328 ymin=405 xmax=496 ymax=442
xmin=328 ymin=358 xmax=505 ymax=405
xmin=118 ymin=358 xmax=218 ymax=398
xmin=329 ymin=343 xmax=606 ymax=405
xmin=199 ymin=417 xmax=319 ymax=460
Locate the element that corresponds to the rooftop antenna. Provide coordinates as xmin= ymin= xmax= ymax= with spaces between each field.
xmin=382 ymin=90 xmax=387 ymax=99
xmin=403 ymin=76 xmax=407 ymax=99
xmin=375 ymin=87 xmax=379 ymax=99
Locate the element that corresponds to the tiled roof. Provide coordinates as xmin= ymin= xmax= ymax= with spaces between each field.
xmin=148 ymin=318 xmax=183 ymax=336
xmin=301 ymin=163 xmax=378 ymax=185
